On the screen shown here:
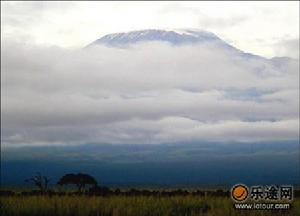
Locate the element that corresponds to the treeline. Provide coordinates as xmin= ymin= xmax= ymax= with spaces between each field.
xmin=2 ymin=172 xmax=300 ymax=198
xmin=0 ymin=187 xmax=230 ymax=197
xmin=2 ymin=187 xmax=300 ymax=198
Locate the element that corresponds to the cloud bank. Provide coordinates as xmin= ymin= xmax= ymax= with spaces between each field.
xmin=1 ymin=40 xmax=299 ymax=146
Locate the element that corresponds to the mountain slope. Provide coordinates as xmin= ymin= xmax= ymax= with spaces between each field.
xmin=87 ymin=29 xmax=277 ymax=62
xmin=88 ymin=29 xmax=236 ymax=50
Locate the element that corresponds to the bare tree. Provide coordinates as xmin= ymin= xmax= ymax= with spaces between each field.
xmin=25 ymin=172 xmax=50 ymax=193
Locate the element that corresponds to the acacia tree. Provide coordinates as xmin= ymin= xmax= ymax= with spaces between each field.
xmin=25 ymin=172 xmax=50 ymax=193
xmin=57 ymin=173 xmax=97 ymax=192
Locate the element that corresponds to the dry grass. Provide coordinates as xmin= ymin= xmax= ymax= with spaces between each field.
xmin=1 ymin=195 xmax=299 ymax=216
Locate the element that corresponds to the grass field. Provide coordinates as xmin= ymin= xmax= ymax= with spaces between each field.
xmin=1 ymin=195 xmax=299 ymax=216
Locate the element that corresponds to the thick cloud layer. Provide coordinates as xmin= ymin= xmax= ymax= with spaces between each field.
xmin=1 ymin=41 xmax=299 ymax=146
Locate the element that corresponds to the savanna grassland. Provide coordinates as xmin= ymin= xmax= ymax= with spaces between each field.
xmin=1 ymin=195 xmax=299 ymax=216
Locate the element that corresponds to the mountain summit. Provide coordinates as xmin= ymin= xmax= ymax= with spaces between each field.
xmin=87 ymin=29 xmax=295 ymax=65
xmin=87 ymin=29 xmax=235 ymax=49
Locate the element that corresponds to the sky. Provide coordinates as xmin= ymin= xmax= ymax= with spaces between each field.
xmin=1 ymin=1 xmax=299 ymax=146
xmin=1 ymin=1 xmax=299 ymax=58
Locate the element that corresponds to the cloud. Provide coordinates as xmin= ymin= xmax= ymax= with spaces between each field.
xmin=106 ymin=118 xmax=299 ymax=144
xmin=158 ymin=3 xmax=249 ymax=29
xmin=273 ymin=38 xmax=299 ymax=59
xmin=1 ymin=39 xmax=299 ymax=146
xmin=198 ymin=16 xmax=248 ymax=29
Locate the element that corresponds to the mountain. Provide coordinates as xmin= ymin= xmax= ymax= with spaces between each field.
xmin=90 ymin=29 xmax=220 ymax=44
xmin=270 ymin=56 xmax=297 ymax=68
xmin=87 ymin=28 xmax=298 ymax=71
xmin=87 ymin=29 xmax=282 ymax=62
xmin=88 ymin=29 xmax=237 ymax=50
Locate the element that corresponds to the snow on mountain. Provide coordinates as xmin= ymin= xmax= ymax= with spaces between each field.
xmin=88 ymin=29 xmax=235 ymax=50
xmin=87 ymin=29 xmax=295 ymax=65
xmin=87 ymin=29 xmax=276 ymax=61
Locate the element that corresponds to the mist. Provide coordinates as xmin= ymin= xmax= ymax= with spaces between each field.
xmin=1 ymin=40 xmax=299 ymax=146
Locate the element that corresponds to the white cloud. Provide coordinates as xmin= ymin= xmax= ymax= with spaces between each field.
xmin=1 ymin=40 xmax=299 ymax=146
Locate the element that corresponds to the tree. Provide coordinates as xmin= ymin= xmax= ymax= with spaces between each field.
xmin=57 ymin=173 xmax=97 ymax=192
xmin=25 ymin=172 xmax=50 ymax=193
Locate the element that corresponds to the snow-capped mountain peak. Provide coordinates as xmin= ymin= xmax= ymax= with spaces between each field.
xmin=88 ymin=29 xmax=227 ymax=47
xmin=86 ymin=29 xmax=295 ymax=65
